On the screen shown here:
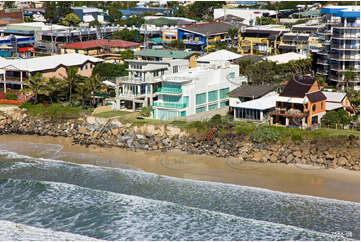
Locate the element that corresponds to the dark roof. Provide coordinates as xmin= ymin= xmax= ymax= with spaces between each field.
xmin=282 ymin=34 xmax=309 ymax=42
xmin=306 ymin=91 xmax=327 ymax=102
xmin=244 ymin=28 xmax=289 ymax=35
xmin=215 ymin=14 xmax=245 ymax=22
xmin=278 ymin=44 xmax=297 ymax=50
xmin=228 ymin=85 xmax=278 ymax=99
xmin=280 ymin=76 xmax=316 ymax=98
xmin=180 ymin=22 xmax=234 ymax=36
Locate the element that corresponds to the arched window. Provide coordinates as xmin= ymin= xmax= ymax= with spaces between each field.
xmin=312 ymin=104 xmax=316 ymax=112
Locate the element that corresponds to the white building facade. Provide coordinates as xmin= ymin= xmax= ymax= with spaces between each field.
xmin=152 ymin=61 xmax=242 ymax=120
xmin=114 ymin=58 xmax=189 ymax=111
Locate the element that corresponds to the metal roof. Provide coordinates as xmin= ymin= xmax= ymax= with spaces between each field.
xmin=197 ymin=50 xmax=242 ymax=62
xmin=0 ymin=53 xmax=103 ymax=72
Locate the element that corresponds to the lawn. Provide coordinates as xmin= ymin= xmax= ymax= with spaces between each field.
xmin=93 ymin=110 xmax=131 ymax=118
xmin=20 ymin=103 xmax=93 ymax=119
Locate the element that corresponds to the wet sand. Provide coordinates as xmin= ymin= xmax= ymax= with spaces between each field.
xmin=0 ymin=134 xmax=359 ymax=202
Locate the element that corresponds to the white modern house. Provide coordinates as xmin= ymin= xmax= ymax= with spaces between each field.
xmin=152 ymin=60 xmax=242 ymax=120
xmin=114 ymin=58 xmax=189 ymax=111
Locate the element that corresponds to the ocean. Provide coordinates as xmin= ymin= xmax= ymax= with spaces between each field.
xmin=0 ymin=142 xmax=359 ymax=241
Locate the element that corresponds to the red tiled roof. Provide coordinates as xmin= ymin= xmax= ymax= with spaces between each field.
xmin=60 ymin=39 xmax=141 ymax=50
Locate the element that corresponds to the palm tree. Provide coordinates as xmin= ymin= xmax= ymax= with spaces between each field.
xmin=74 ymin=76 xmax=90 ymax=107
xmin=61 ymin=66 xmax=81 ymax=105
xmin=87 ymin=74 xmax=106 ymax=107
xmin=227 ymin=27 xmax=238 ymax=48
xmin=343 ymin=68 xmax=356 ymax=91
xmin=23 ymin=72 xmax=50 ymax=104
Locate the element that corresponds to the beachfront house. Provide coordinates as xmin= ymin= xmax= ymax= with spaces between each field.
xmin=0 ymin=53 xmax=103 ymax=93
xmin=229 ymin=85 xmax=279 ymax=122
xmin=114 ymin=58 xmax=189 ymax=111
xmin=152 ymin=60 xmax=242 ymax=120
xmin=270 ymin=75 xmax=326 ymax=129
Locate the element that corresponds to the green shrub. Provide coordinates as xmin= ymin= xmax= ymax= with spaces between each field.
xmin=209 ymin=114 xmax=222 ymax=124
xmin=252 ymin=126 xmax=280 ymax=143
xmin=140 ymin=107 xmax=151 ymax=117
xmin=291 ymin=134 xmax=302 ymax=142
xmin=4 ymin=92 xmax=18 ymax=100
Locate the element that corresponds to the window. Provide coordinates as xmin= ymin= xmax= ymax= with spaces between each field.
xmin=229 ymin=72 xmax=235 ymax=78
xmin=180 ymin=111 xmax=186 ymax=117
xmin=219 ymin=88 xmax=230 ymax=99
xmin=208 ymin=103 xmax=218 ymax=111
xmin=183 ymin=96 xmax=189 ymax=107
xmin=90 ymin=64 xmax=93 ymax=69
xmin=154 ymin=71 xmax=159 ymax=77
xmin=208 ymin=90 xmax=218 ymax=102
xmin=80 ymin=66 xmax=83 ymax=71
xmin=196 ymin=106 xmax=206 ymax=113
xmin=85 ymin=65 xmax=88 ymax=70
xmin=312 ymin=104 xmax=316 ymax=112
xmin=220 ymin=101 xmax=228 ymax=108
xmin=196 ymin=93 xmax=206 ymax=105
xmin=173 ymin=66 xmax=178 ymax=73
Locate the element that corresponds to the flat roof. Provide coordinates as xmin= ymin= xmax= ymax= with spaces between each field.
xmin=264 ymin=52 xmax=308 ymax=64
xmin=135 ymin=49 xmax=197 ymax=59
xmin=197 ymin=50 xmax=242 ymax=62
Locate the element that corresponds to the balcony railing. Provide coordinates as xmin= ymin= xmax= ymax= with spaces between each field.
xmin=153 ymin=102 xmax=187 ymax=109
xmin=270 ymin=108 xmax=307 ymax=118
xmin=156 ymin=87 xmax=182 ymax=94
xmin=331 ymin=44 xmax=360 ymax=50
xmin=329 ymin=54 xmax=360 ymax=61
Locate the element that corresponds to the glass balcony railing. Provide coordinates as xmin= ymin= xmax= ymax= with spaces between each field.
xmin=153 ymin=102 xmax=187 ymax=109
xmin=156 ymin=87 xmax=182 ymax=94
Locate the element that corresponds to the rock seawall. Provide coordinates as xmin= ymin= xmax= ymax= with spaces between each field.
xmin=0 ymin=109 xmax=359 ymax=171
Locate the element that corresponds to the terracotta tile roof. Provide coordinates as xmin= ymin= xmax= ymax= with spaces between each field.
xmin=60 ymin=39 xmax=141 ymax=50
xmin=280 ymin=76 xmax=316 ymax=98
xmin=306 ymin=91 xmax=327 ymax=102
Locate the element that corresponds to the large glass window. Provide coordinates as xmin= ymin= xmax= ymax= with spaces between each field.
xmin=208 ymin=103 xmax=218 ymax=110
xmin=196 ymin=93 xmax=206 ymax=105
xmin=208 ymin=90 xmax=218 ymax=102
xmin=196 ymin=106 xmax=206 ymax=113
xmin=183 ymin=96 xmax=189 ymax=107
xmin=219 ymin=88 xmax=230 ymax=99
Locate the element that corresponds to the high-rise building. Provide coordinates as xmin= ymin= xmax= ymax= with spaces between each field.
xmin=317 ymin=6 xmax=360 ymax=89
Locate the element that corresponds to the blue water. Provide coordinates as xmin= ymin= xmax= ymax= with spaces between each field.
xmin=0 ymin=142 xmax=359 ymax=241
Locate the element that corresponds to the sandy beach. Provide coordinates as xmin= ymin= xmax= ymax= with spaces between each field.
xmin=0 ymin=134 xmax=359 ymax=202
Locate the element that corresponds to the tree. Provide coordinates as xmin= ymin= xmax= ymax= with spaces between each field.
xmin=107 ymin=2 xmax=123 ymax=23
xmin=89 ymin=20 xmax=101 ymax=27
xmin=343 ymin=69 xmax=357 ymax=91
xmin=227 ymin=27 xmax=238 ymax=48
xmin=92 ymin=63 xmax=128 ymax=80
xmin=110 ymin=28 xmax=143 ymax=42
xmin=322 ymin=109 xmax=351 ymax=127
xmin=61 ymin=13 xmax=81 ymax=26
xmin=256 ymin=16 xmax=277 ymax=25
xmin=186 ymin=1 xmax=226 ymax=21
xmin=74 ymin=76 xmax=90 ymax=106
xmin=23 ymin=72 xmax=50 ymax=104
xmin=169 ymin=39 xmax=185 ymax=50
xmin=87 ymin=74 xmax=106 ymax=106
xmin=245 ymin=61 xmax=277 ymax=85
xmin=44 ymin=2 xmax=58 ymax=24
xmin=4 ymin=1 xmax=15 ymax=9
xmin=62 ymin=66 xmax=81 ymax=105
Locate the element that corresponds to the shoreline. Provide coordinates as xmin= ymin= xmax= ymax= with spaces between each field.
xmin=0 ymin=134 xmax=359 ymax=202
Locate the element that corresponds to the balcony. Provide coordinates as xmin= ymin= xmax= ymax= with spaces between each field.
xmin=329 ymin=54 xmax=360 ymax=61
xmin=270 ymin=108 xmax=307 ymax=118
xmin=330 ymin=65 xmax=360 ymax=72
xmin=153 ymin=101 xmax=187 ymax=109
xmin=316 ymin=59 xmax=329 ymax=65
xmin=156 ymin=87 xmax=182 ymax=95
xmin=331 ymin=44 xmax=360 ymax=50
xmin=332 ymin=33 xmax=360 ymax=40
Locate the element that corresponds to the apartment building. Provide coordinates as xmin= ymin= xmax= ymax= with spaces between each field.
xmin=317 ymin=6 xmax=360 ymax=89
xmin=152 ymin=61 xmax=240 ymax=120
xmin=238 ymin=25 xmax=290 ymax=55
xmin=114 ymin=58 xmax=189 ymax=111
